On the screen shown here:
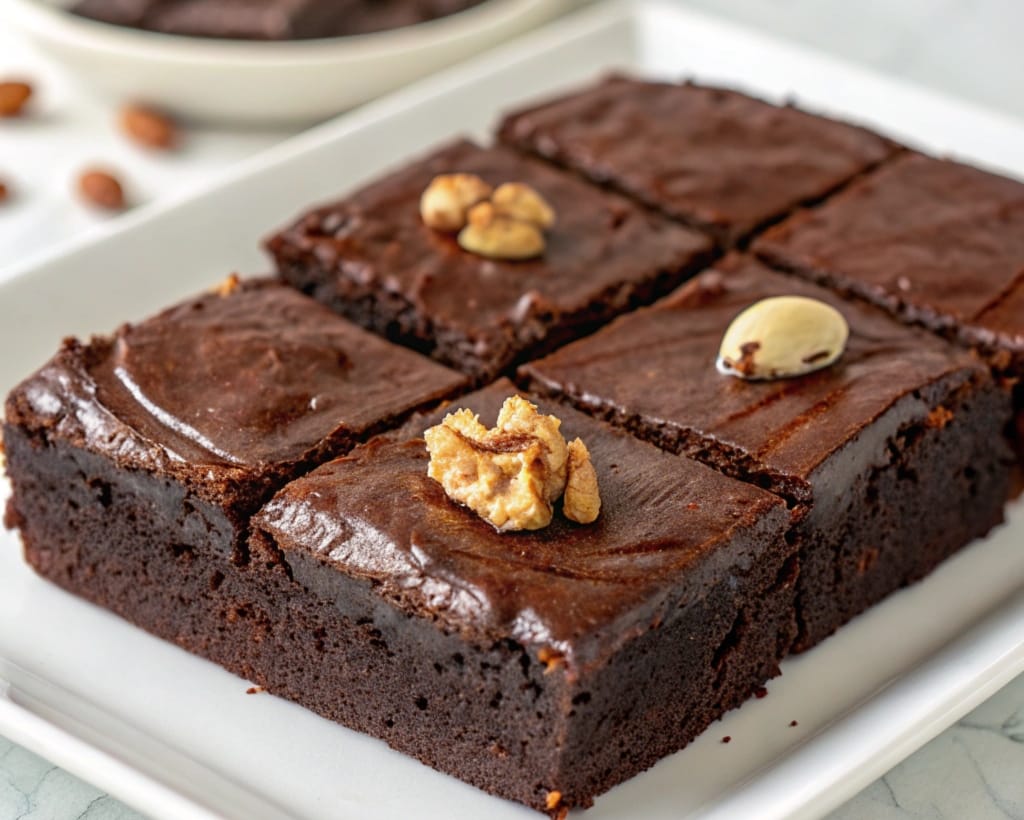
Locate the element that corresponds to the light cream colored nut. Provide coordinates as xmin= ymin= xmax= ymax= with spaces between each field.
xmin=424 ymin=395 xmax=568 ymax=532
xmin=563 ymin=438 xmax=601 ymax=524
xmin=491 ymin=182 xmax=556 ymax=230
xmin=717 ymin=296 xmax=849 ymax=380
xmin=459 ymin=202 xmax=545 ymax=260
xmin=419 ymin=173 xmax=493 ymax=232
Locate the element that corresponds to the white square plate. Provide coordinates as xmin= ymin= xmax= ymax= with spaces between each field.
xmin=1 ymin=2 xmax=1023 ymax=818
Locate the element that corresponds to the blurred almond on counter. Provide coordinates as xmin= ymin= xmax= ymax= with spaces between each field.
xmin=78 ymin=168 xmax=126 ymax=211
xmin=0 ymin=81 xmax=33 ymax=117
xmin=120 ymin=104 xmax=178 ymax=150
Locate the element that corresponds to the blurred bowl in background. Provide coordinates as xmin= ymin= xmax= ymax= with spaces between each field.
xmin=2 ymin=0 xmax=579 ymax=126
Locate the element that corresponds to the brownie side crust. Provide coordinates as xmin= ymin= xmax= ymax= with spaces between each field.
xmin=498 ymin=75 xmax=900 ymax=246
xmin=266 ymin=138 xmax=714 ymax=383
xmin=238 ymin=381 xmax=797 ymax=811
xmin=521 ymin=256 xmax=1012 ymax=650
xmin=753 ymin=152 xmax=1024 ymax=455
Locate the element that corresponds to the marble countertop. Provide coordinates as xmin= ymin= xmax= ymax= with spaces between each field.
xmin=2 ymin=0 xmax=1023 ymax=817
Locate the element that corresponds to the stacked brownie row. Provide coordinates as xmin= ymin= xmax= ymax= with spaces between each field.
xmin=3 ymin=75 xmax=1019 ymax=816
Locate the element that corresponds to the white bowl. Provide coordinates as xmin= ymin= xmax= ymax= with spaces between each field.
xmin=2 ymin=0 xmax=578 ymax=125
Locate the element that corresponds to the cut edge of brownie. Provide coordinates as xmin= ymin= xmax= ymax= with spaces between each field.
xmin=238 ymin=388 xmax=799 ymax=812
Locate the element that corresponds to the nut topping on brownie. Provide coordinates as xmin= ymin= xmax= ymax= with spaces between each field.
xmin=423 ymin=395 xmax=599 ymax=531
xmin=420 ymin=173 xmax=556 ymax=260
xmin=717 ymin=295 xmax=849 ymax=380
xmin=419 ymin=173 xmax=493 ymax=231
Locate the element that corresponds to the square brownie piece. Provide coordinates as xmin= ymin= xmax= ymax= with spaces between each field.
xmin=243 ymin=380 xmax=797 ymax=813
xmin=754 ymin=152 xmax=1024 ymax=451
xmin=522 ymin=256 xmax=1012 ymax=650
xmin=3 ymin=279 xmax=465 ymax=644
xmin=265 ymin=138 xmax=713 ymax=383
xmin=498 ymin=75 xmax=899 ymax=246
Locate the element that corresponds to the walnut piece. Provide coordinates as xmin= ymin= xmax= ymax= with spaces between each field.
xmin=420 ymin=174 xmax=555 ymax=260
xmin=419 ymin=173 xmax=493 ymax=232
xmin=491 ymin=182 xmax=556 ymax=229
xmin=458 ymin=201 xmax=546 ymax=260
xmin=424 ymin=395 xmax=598 ymax=532
xmin=563 ymin=438 xmax=601 ymax=524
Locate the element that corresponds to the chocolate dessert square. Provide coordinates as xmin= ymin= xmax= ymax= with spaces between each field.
xmin=754 ymin=152 xmax=1024 ymax=452
xmin=522 ymin=256 xmax=1012 ymax=650
xmin=2 ymin=279 xmax=465 ymax=641
xmin=265 ymin=138 xmax=713 ymax=383
xmin=240 ymin=380 xmax=797 ymax=813
xmin=498 ymin=75 xmax=899 ymax=246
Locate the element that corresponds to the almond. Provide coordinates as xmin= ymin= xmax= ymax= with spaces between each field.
xmin=0 ymin=81 xmax=33 ymax=117
xmin=119 ymin=104 xmax=178 ymax=150
xmin=78 ymin=169 xmax=126 ymax=211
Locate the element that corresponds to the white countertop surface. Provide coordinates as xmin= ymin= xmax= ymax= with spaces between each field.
xmin=2 ymin=1 xmax=1023 ymax=818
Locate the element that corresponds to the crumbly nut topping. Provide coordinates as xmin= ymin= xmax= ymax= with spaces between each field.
xmin=537 ymin=646 xmax=566 ymax=675
xmin=424 ymin=395 xmax=600 ymax=532
xmin=420 ymin=173 xmax=555 ymax=260
xmin=563 ymin=438 xmax=601 ymax=524
xmin=419 ymin=173 xmax=493 ymax=232
xmin=213 ymin=273 xmax=242 ymax=297
xmin=925 ymin=405 xmax=955 ymax=429
xmin=459 ymin=202 xmax=546 ymax=261
xmin=491 ymin=182 xmax=556 ymax=229
xmin=717 ymin=295 xmax=849 ymax=381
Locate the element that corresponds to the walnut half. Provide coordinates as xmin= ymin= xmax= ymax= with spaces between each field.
xmin=424 ymin=396 xmax=600 ymax=532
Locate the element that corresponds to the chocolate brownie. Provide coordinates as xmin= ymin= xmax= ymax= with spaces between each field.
xmin=266 ymin=138 xmax=713 ymax=383
xmin=754 ymin=152 xmax=1024 ymax=454
xmin=70 ymin=0 xmax=486 ymax=39
xmin=3 ymin=278 xmax=465 ymax=618
xmin=238 ymin=380 xmax=797 ymax=812
xmin=498 ymin=75 xmax=900 ymax=246
xmin=522 ymin=256 xmax=1012 ymax=650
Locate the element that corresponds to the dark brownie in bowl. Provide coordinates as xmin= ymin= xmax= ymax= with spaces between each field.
xmin=69 ymin=0 xmax=488 ymax=40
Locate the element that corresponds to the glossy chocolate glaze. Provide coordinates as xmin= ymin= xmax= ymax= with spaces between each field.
xmin=755 ymin=153 xmax=1024 ymax=363
xmin=498 ymin=76 xmax=898 ymax=245
xmin=70 ymin=0 xmax=486 ymax=39
xmin=521 ymin=256 xmax=985 ymax=502
xmin=5 ymin=280 xmax=465 ymax=501
xmin=266 ymin=138 xmax=712 ymax=380
xmin=255 ymin=380 xmax=789 ymax=670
